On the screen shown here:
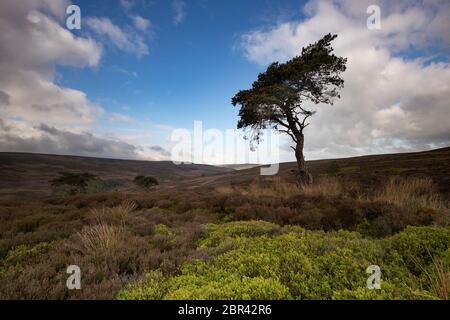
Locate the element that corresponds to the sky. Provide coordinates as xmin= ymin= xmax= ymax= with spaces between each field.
xmin=0 ymin=0 xmax=449 ymax=164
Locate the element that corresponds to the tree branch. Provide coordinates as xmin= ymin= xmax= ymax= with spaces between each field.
xmin=278 ymin=129 xmax=298 ymax=143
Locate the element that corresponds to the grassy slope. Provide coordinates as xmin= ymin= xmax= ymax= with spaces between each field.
xmin=179 ymin=147 xmax=450 ymax=194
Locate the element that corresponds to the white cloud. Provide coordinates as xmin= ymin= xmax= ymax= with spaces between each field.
xmin=172 ymin=0 xmax=186 ymax=26
xmin=0 ymin=0 xmax=102 ymax=129
xmin=133 ymin=15 xmax=151 ymax=32
xmin=120 ymin=0 xmax=136 ymax=10
xmin=109 ymin=112 xmax=134 ymax=123
xmin=238 ymin=0 xmax=450 ymax=161
xmin=0 ymin=0 xmax=161 ymax=160
xmin=86 ymin=17 xmax=149 ymax=57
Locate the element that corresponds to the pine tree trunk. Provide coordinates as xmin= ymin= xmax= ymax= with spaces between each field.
xmin=294 ymin=134 xmax=313 ymax=185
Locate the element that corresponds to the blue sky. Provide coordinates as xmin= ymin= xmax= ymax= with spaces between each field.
xmin=1 ymin=0 xmax=449 ymax=163
xmin=58 ymin=0 xmax=311 ymax=136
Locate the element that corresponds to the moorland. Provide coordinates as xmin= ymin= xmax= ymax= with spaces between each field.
xmin=0 ymin=147 xmax=449 ymax=299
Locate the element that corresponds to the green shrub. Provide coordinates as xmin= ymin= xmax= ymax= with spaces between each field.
xmin=3 ymin=242 xmax=50 ymax=266
xmin=198 ymin=220 xmax=284 ymax=248
xmin=166 ymin=271 xmax=291 ymax=300
xmin=117 ymin=271 xmax=167 ymax=300
xmin=85 ymin=179 xmax=123 ymax=193
xmin=0 ymin=242 xmax=50 ymax=280
xmin=326 ymin=161 xmax=340 ymax=175
xmin=120 ymin=222 xmax=448 ymax=300
xmin=331 ymin=282 xmax=414 ymax=300
xmin=154 ymin=224 xmax=174 ymax=236
xmin=384 ymin=226 xmax=450 ymax=275
xmin=134 ymin=175 xmax=158 ymax=191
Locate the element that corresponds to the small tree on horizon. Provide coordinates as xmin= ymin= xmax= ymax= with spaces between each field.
xmin=326 ymin=161 xmax=340 ymax=175
xmin=134 ymin=175 xmax=159 ymax=191
xmin=49 ymin=172 xmax=97 ymax=194
xmin=232 ymin=34 xmax=347 ymax=184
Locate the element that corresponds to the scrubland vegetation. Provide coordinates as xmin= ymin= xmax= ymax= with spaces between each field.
xmin=0 ymin=175 xmax=449 ymax=299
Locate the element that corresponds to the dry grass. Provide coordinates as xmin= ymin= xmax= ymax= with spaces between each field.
xmin=77 ymin=224 xmax=124 ymax=255
xmin=426 ymin=259 xmax=450 ymax=300
xmin=413 ymin=253 xmax=450 ymax=300
xmin=81 ymin=200 xmax=137 ymax=255
xmin=238 ymin=176 xmax=345 ymax=199
xmin=375 ymin=177 xmax=447 ymax=211
xmin=110 ymin=200 xmax=137 ymax=221
xmin=240 ymin=177 xmax=301 ymax=199
xmin=224 ymin=176 xmax=444 ymax=208
xmin=215 ymin=185 xmax=235 ymax=194
xmin=300 ymin=176 xmax=343 ymax=197
xmin=90 ymin=200 xmax=137 ymax=225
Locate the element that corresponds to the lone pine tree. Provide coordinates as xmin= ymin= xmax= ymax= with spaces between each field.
xmin=232 ymin=34 xmax=347 ymax=184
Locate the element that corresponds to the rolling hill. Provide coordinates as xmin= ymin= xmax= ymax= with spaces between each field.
xmin=1 ymin=147 xmax=449 ymax=198
xmin=177 ymin=147 xmax=450 ymax=195
xmin=0 ymin=152 xmax=233 ymax=198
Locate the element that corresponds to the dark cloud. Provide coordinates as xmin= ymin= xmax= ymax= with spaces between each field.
xmin=149 ymin=145 xmax=171 ymax=157
xmin=0 ymin=119 xmax=11 ymax=132
xmin=0 ymin=123 xmax=140 ymax=159
xmin=0 ymin=90 xmax=10 ymax=106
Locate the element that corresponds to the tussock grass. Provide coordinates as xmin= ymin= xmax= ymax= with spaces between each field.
xmin=412 ymin=252 xmax=450 ymax=300
xmin=90 ymin=200 xmax=137 ymax=224
xmin=109 ymin=200 xmax=137 ymax=221
xmin=237 ymin=176 xmax=345 ymax=199
xmin=77 ymin=224 xmax=124 ymax=255
xmin=80 ymin=201 xmax=138 ymax=255
xmin=375 ymin=177 xmax=447 ymax=211
xmin=241 ymin=177 xmax=301 ymax=199
xmin=300 ymin=176 xmax=343 ymax=197
xmin=427 ymin=259 xmax=450 ymax=300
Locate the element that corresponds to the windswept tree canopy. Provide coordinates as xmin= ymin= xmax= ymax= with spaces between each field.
xmin=49 ymin=172 xmax=97 ymax=193
xmin=134 ymin=175 xmax=159 ymax=190
xmin=50 ymin=172 xmax=96 ymax=189
xmin=232 ymin=33 xmax=347 ymax=144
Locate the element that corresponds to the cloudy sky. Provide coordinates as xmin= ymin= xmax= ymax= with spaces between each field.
xmin=0 ymin=0 xmax=449 ymax=164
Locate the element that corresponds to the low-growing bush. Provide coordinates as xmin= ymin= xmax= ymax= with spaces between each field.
xmin=117 ymin=270 xmax=167 ymax=300
xmin=383 ymin=226 xmax=450 ymax=275
xmin=134 ymin=175 xmax=158 ymax=191
xmin=119 ymin=221 xmax=450 ymax=300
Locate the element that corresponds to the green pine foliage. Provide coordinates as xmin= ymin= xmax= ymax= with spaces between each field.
xmin=134 ymin=175 xmax=159 ymax=190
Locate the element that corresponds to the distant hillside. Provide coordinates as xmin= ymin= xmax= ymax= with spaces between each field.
xmin=1 ymin=147 xmax=449 ymax=199
xmin=218 ymin=164 xmax=261 ymax=171
xmin=178 ymin=147 xmax=450 ymax=195
xmin=0 ymin=152 xmax=233 ymax=198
